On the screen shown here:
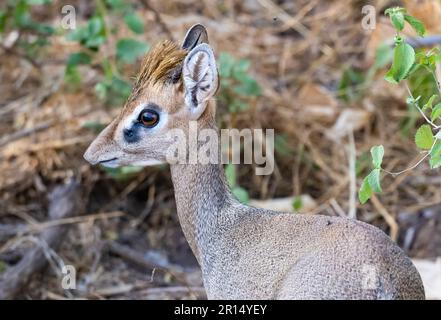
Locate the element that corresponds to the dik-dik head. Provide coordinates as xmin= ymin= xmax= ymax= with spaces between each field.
xmin=84 ymin=24 xmax=218 ymax=167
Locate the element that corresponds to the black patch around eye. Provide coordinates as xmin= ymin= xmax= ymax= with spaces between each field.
xmin=123 ymin=127 xmax=140 ymax=143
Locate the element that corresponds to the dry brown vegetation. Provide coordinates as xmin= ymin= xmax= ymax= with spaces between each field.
xmin=0 ymin=0 xmax=440 ymax=299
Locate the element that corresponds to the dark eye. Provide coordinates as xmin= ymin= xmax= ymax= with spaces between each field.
xmin=138 ymin=109 xmax=159 ymax=128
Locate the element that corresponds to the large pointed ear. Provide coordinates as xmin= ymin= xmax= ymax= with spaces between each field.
xmin=182 ymin=24 xmax=208 ymax=50
xmin=168 ymin=24 xmax=208 ymax=84
xmin=182 ymin=43 xmax=218 ymax=120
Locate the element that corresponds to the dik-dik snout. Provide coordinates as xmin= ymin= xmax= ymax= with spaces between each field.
xmin=83 ymin=104 xmax=172 ymax=168
xmin=84 ymin=24 xmax=219 ymax=169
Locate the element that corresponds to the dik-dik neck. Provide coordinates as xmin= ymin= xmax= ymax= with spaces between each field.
xmin=169 ymin=115 xmax=237 ymax=267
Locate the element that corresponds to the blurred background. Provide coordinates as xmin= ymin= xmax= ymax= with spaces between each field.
xmin=0 ymin=0 xmax=440 ymax=299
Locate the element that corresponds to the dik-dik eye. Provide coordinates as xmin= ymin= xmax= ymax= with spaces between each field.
xmin=138 ymin=109 xmax=159 ymax=128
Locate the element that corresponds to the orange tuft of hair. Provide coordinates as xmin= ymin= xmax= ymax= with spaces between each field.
xmin=133 ymin=40 xmax=187 ymax=92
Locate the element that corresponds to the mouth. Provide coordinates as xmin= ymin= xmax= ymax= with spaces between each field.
xmin=99 ymin=157 xmax=119 ymax=168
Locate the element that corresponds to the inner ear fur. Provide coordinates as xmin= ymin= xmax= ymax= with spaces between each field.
xmin=182 ymin=43 xmax=218 ymax=119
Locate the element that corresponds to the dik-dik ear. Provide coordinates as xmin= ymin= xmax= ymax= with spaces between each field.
xmin=182 ymin=44 xmax=218 ymax=120
xmin=182 ymin=24 xmax=208 ymax=50
xmin=169 ymin=24 xmax=209 ymax=84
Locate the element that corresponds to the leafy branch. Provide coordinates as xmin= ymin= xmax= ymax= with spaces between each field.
xmin=359 ymin=7 xmax=441 ymax=204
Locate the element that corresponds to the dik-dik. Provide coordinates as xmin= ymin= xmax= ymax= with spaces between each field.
xmin=84 ymin=24 xmax=425 ymax=299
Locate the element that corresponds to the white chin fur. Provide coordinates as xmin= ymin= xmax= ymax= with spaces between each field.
xmin=100 ymin=159 xmax=164 ymax=168
xmin=129 ymin=159 xmax=165 ymax=167
xmin=99 ymin=160 xmax=119 ymax=168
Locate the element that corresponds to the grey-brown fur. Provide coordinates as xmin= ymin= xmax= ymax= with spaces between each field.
xmin=170 ymin=122 xmax=425 ymax=300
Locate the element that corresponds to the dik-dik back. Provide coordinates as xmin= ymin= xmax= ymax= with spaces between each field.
xmin=201 ymin=204 xmax=425 ymax=299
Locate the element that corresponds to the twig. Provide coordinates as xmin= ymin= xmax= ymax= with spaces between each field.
xmin=347 ymin=130 xmax=357 ymax=219
xmin=257 ymin=0 xmax=310 ymax=38
xmin=329 ymin=198 xmax=346 ymax=217
xmin=0 ymin=121 xmax=53 ymax=148
xmin=370 ymin=194 xmax=399 ymax=242
xmin=106 ymin=241 xmax=194 ymax=285
xmin=27 ymin=211 xmax=125 ymax=233
xmin=405 ymin=83 xmax=441 ymax=129
xmin=435 ymin=61 xmax=441 ymax=94
xmin=406 ymin=35 xmax=441 ymax=48
xmin=383 ymin=139 xmax=436 ymax=177
xmin=138 ymin=286 xmax=206 ymax=299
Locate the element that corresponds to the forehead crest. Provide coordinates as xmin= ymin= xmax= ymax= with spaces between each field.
xmin=131 ymin=41 xmax=187 ymax=96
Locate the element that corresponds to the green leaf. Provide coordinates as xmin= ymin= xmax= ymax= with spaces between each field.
xmin=233 ymin=76 xmax=261 ymax=96
xmin=358 ymin=176 xmax=372 ymax=204
xmin=64 ymin=65 xmax=81 ymax=85
xmin=374 ymin=44 xmax=393 ymax=69
xmin=66 ymin=26 xmax=88 ymax=42
xmin=14 ymin=1 xmax=29 ymax=27
xmin=370 ymin=145 xmax=384 ymax=169
xmin=292 ymin=197 xmax=303 ymax=211
xmin=367 ymin=169 xmax=382 ymax=193
xmin=228 ymin=100 xmax=249 ymax=113
xmin=430 ymin=155 xmax=441 ymax=169
xmin=109 ymin=77 xmax=132 ymax=103
xmin=233 ymin=59 xmax=251 ymax=76
xmin=124 ymin=13 xmax=144 ymax=34
xmin=404 ymin=14 xmax=425 ymax=36
xmin=27 ymin=0 xmax=52 ymax=4
xmin=415 ymin=124 xmax=434 ymax=149
xmin=105 ymin=0 xmax=126 ymax=10
xmin=431 ymin=103 xmax=441 ymax=121
xmin=88 ymin=17 xmax=104 ymax=36
xmin=422 ymin=94 xmax=438 ymax=111
xmin=405 ymin=62 xmax=420 ymax=78
xmin=95 ymin=82 xmax=107 ymax=100
xmin=102 ymin=165 xmax=144 ymax=180
xmin=224 ymin=164 xmax=236 ymax=188
xmin=116 ymin=38 xmax=149 ymax=64
xmin=390 ymin=12 xmax=405 ymax=31
xmin=385 ymin=7 xmax=406 ymax=16
xmin=232 ymin=186 xmax=249 ymax=204
xmin=67 ymin=52 xmax=91 ymax=67
xmin=0 ymin=10 xmax=7 ymax=33
xmin=85 ymin=36 xmax=106 ymax=49
xmin=274 ymin=135 xmax=293 ymax=156
xmin=385 ymin=41 xmax=415 ymax=84
xmin=430 ymin=139 xmax=441 ymax=157
xmin=218 ymin=52 xmax=235 ymax=77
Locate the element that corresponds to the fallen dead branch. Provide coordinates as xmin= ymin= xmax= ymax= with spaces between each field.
xmin=0 ymin=180 xmax=82 ymax=299
xmin=106 ymin=241 xmax=198 ymax=286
